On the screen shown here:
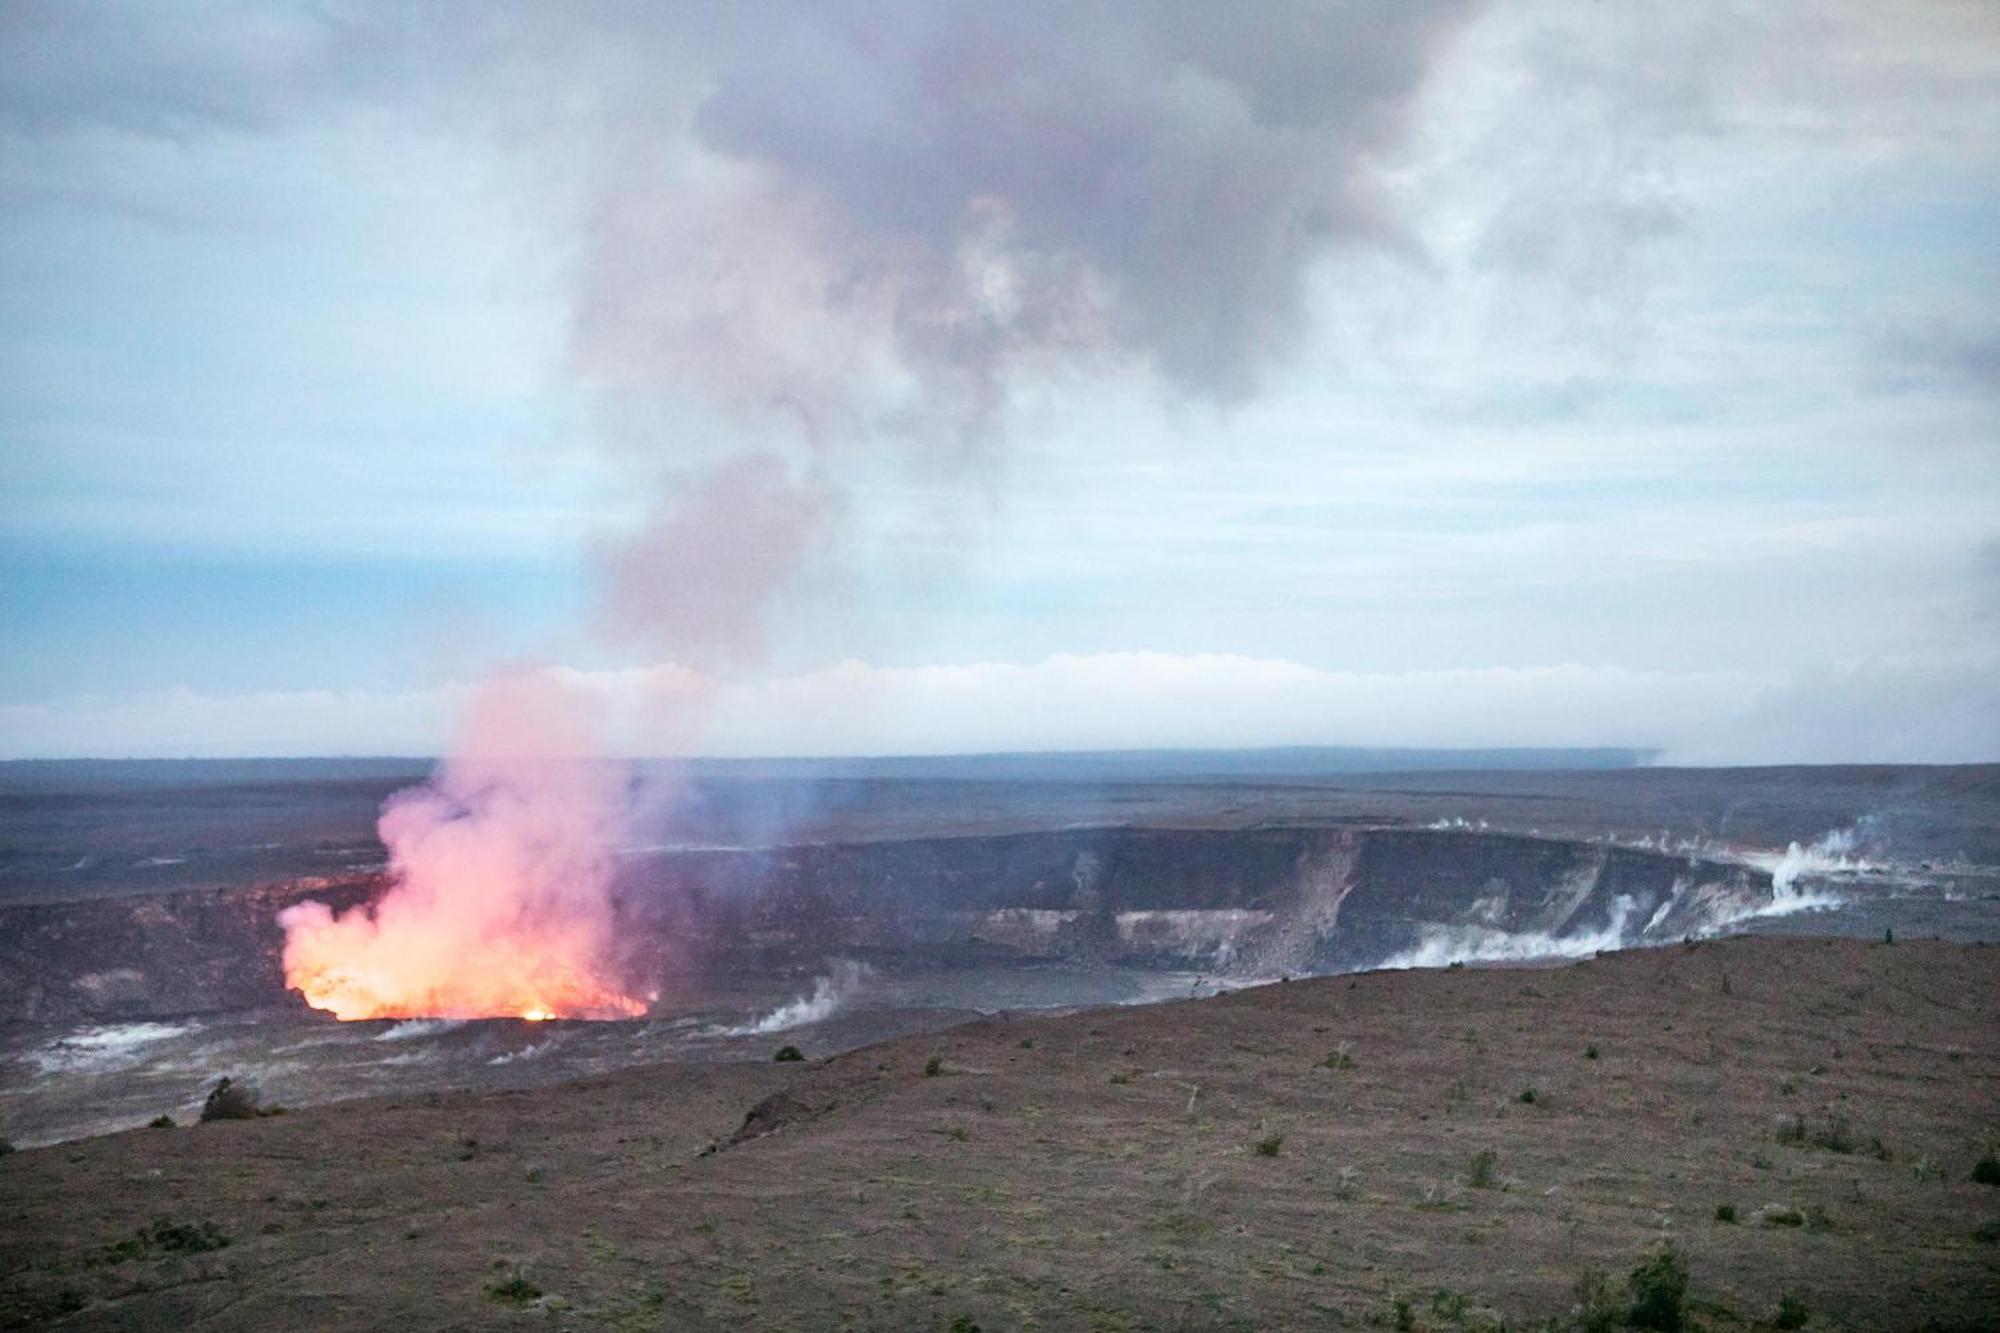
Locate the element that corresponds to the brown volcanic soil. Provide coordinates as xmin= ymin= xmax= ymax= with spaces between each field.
xmin=2 ymin=937 xmax=1996 ymax=1331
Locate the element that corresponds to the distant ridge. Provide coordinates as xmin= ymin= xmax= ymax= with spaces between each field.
xmin=0 ymin=747 xmax=1652 ymax=793
xmin=673 ymin=746 xmax=1655 ymax=783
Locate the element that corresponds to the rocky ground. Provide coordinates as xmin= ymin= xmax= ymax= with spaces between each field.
xmin=2 ymin=935 xmax=1996 ymax=1331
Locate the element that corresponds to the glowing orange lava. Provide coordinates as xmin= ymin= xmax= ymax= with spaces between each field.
xmin=279 ymin=907 xmax=649 ymax=1020
xmin=275 ymin=673 xmax=650 ymax=1022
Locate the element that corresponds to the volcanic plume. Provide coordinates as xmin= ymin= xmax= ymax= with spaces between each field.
xmin=279 ymin=673 xmax=646 ymax=1021
xmin=279 ymin=3 xmax=1476 ymax=1020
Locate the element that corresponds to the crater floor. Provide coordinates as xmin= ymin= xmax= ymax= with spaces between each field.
xmin=2 ymin=935 xmax=1995 ymax=1330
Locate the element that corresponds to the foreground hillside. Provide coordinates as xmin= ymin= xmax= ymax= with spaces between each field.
xmin=2 ymin=937 xmax=1996 ymax=1330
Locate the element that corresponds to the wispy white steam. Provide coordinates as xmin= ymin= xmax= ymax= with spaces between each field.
xmin=722 ymin=959 xmax=874 ymax=1036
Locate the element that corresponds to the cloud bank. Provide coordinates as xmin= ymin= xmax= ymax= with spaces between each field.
xmin=5 ymin=650 xmax=1992 ymax=766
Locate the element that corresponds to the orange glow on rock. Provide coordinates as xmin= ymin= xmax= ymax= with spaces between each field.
xmin=276 ymin=673 xmax=649 ymax=1023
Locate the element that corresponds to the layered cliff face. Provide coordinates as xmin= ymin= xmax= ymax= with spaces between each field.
xmin=0 ymin=829 xmax=1769 ymax=1023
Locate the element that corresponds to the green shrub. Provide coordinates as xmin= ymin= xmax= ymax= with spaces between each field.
xmin=99 ymin=1215 xmax=230 ymax=1263
xmin=486 ymin=1268 xmax=541 ymax=1305
xmin=1625 ymin=1248 xmax=1689 ymax=1331
xmin=1773 ymin=1294 xmax=1810 ymax=1329
xmin=772 ymin=1045 xmax=804 ymax=1062
xmin=1973 ymin=1219 xmax=2000 ymax=1244
xmin=1322 ymin=1047 xmax=1356 ymax=1071
xmin=1466 ymin=1150 xmax=1497 ymax=1189
xmin=1585 ymin=1044 xmax=1600 ymax=1060
xmin=1518 ymin=1087 xmax=1537 ymax=1105
xmin=1254 ymin=1132 xmax=1285 ymax=1158
xmin=147 ymin=1115 xmax=175 ymax=1130
xmin=924 ymin=1054 xmax=943 ymax=1078
xmin=0 ymin=1138 xmax=14 ymax=1156
xmin=199 ymin=1077 xmax=260 ymax=1122
xmin=1762 ymin=1206 xmax=1805 ymax=1228
xmin=1714 ymin=1203 xmax=1736 ymax=1223
xmin=1972 ymin=1155 xmax=2000 ymax=1186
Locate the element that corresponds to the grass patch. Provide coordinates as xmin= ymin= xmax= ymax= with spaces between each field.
xmin=1760 ymin=1205 xmax=1805 ymax=1228
xmin=1465 ymin=1149 xmax=1497 ymax=1189
xmin=1574 ymin=1247 xmax=1689 ymax=1332
xmin=97 ymin=1215 xmax=231 ymax=1264
xmin=486 ymin=1268 xmax=542 ymax=1305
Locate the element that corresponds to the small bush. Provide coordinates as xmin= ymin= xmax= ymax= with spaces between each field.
xmin=99 ymin=1215 xmax=230 ymax=1263
xmin=1322 ymin=1046 xmax=1356 ymax=1071
xmin=199 ymin=1077 xmax=261 ymax=1123
xmin=1714 ymin=1203 xmax=1736 ymax=1223
xmin=772 ymin=1045 xmax=804 ymax=1062
xmin=1108 ymin=1071 xmax=1131 ymax=1085
xmin=1518 ymin=1087 xmax=1537 ymax=1105
xmin=486 ymin=1268 xmax=541 ymax=1305
xmin=923 ymin=1054 xmax=943 ymax=1078
xmin=0 ymin=1138 xmax=14 ymax=1156
xmin=1625 ymin=1248 xmax=1689 ymax=1331
xmin=147 ymin=1115 xmax=175 ymax=1130
xmin=1973 ymin=1219 xmax=2000 ymax=1244
xmin=1585 ymin=1044 xmax=1600 ymax=1060
xmin=1773 ymin=1294 xmax=1810 ymax=1329
xmin=1762 ymin=1205 xmax=1805 ymax=1228
xmin=1254 ymin=1132 xmax=1285 ymax=1158
xmin=948 ymin=1317 xmax=981 ymax=1333
xmin=1466 ymin=1150 xmax=1497 ymax=1189
xmin=1972 ymin=1155 xmax=2000 ymax=1186
xmin=1803 ymin=1203 xmax=1831 ymax=1233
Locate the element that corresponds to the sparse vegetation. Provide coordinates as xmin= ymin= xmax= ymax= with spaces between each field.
xmin=1973 ymin=1219 xmax=2000 ymax=1244
xmin=1775 ymin=1112 xmax=1859 ymax=1154
xmin=1254 ymin=1131 xmax=1285 ymax=1158
xmin=773 ymin=1044 xmax=804 ymax=1062
xmin=948 ymin=1317 xmax=981 ymax=1333
xmin=199 ymin=1076 xmax=261 ymax=1122
xmin=1322 ymin=1045 xmax=1356 ymax=1071
xmin=1761 ymin=1205 xmax=1805 ymax=1228
xmin=1714 ymin=1203 xmax=1736 ymax=1223
xmin=486 ymin=1268 xmax=542 ymax=1305
xmin=1625 ymin=1248 xmax=1689 ymax=1331
xmin=147 ymin=1115 xmax=175 ymax=1129
xmin=1773 ymin=1294 xmax=1810 ymax=1329
xmin=924 ymin=1054 xmax=944 ymax=1078
xmin=98 ymin=1215 xmax=231 ymax=1263
xmin=1465 ymin=1150 xmax=1497 ymax=1189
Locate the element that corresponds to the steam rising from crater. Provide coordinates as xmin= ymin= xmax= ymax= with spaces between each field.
xmin=280 ymin=674 xmax=646 ymax=1020
xmin=281 ymin=4 xmax=1480 ymax=1019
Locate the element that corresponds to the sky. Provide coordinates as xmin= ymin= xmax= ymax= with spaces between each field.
xmin=1 ymin=1 xmax=1996 ymax=763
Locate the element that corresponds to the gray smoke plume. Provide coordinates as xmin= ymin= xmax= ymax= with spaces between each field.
xmin=556 ymin=0 xmax=1478 ymax=660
